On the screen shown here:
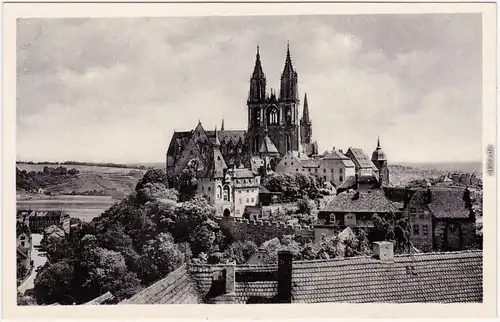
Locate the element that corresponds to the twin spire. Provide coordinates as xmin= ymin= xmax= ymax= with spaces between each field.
xmin=251 ymin=41 xmax=296 ymax=81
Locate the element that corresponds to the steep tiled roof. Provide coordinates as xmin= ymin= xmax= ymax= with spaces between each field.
xmin=206 ymin=130 xmax=246 ymax=145
xmin=338 ymin=175 xmax=356 ymax=189
xmin=203 ymin=147 xmax=228 ymax=179
xmin=322 ymin=190 xmax=398 ymax=213
xmin=188 ymin=264 xmax=278 ymax=304
xmin=292 ymin=250 xmax=482 ymax=303
xmin=259 ymin=135 xmax=279 ymax=154
xmin=348 ymin=148 xmax=376 ymax=169
xmin=410 ymin=188 xmax=471 ymax=219
xmin=167 ymin=131 xmax=192 ymax=156
xmin=232 ymin=168 xmax=254 ymax=179
xmin=301 ymin=159 xmax=321 ymax=168
xmin=121 ymin=264 xmax=201 ymax=304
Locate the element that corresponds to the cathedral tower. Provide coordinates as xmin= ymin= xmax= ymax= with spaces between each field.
xmin=247 ymin=43 xmax=300 ymax=156
xmin=371 ymin=136 xmax=390 ymax=186
xmin=300 ymin=93 xmax=312 ymax=145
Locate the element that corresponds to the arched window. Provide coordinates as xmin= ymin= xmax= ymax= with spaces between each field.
xmin=267 ymin=107 xmax=279 ymax=125
xmin=217 ymin=185 xmax=222 ymax=199
xmin=223 ymin=185 xmax=231 ymax=202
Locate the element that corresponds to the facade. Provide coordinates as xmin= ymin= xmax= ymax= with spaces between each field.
xmin=403 ymin=187 xmax=476 ymax=252
xmin=318 ymin=189 xmax=400 ymax=228
xmin=17 ymin=210 xmax=70 ymax=234
xmin=231 ymin=167 xmax=260 ymax=217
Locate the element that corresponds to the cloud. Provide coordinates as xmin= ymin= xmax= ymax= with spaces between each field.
xmin=16 ymin=14 xmax=482 ymax=163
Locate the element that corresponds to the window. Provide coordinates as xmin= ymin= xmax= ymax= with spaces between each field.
xmin=339 ymin=175 xmax=343 ymax=182
xmin=291 ymin=162 xmax=294 ymax=166
xmin=339 ymin=168 xmax=343 ymax=174
xmin=331 ymin=168 xmax=334 ymax=173
xmin=201 ymin=186 xmax=204 ymax=192
xmin=315 ymin=169 xmax=318 ymax=172
xmin=323 ymin=176 xmax=327 ymax=180
xmin=239 ymin=198 xmax=242 ymax=204
xmin=329 ymin=214 xmax=336 ymax=223
xmin=190 ymin=150 xmax=193 ymax=155
xmin=296 ymin=169 xmax=299 ymax=172
xmin=285 ymin=162 xmax=287 ymax=166
xmin=419 ymin=213 xmax=425 ymax=220
xmin=246 ymin=198 xmax=249 ymax=203
xmin=308 ymin=169 xmax=311 ymax=172
xmin=251 ymin=198 xmax=255 ymax=203
xmin=216 ymin=186 xmax=221 ymax=199
xmin=246 ymin=190 xmax=249 ymax=193
xmin=223 ymin=185 xmax=230 ymax=201
xmin=422 ymin=225 xmax=428 ymax=235
xmin=323 ymin=169 xmax=326 ymax=173
xmin=208 ymin=186 xmax=211 ymax=192
xmin=413 ymin=224 xmax=419 ymax=235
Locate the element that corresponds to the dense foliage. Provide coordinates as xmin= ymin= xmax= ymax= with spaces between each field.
xmin=16 ymin=166 xmax=80 ymax=192
xmin=261 ymin=172 xmax=327 ymax=202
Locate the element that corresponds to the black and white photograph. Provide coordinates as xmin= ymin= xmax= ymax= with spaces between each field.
xmin=2 ymin=2 xmax=497 ymax=319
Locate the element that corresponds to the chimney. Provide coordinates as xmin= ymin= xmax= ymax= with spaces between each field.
xmin=354 ymin=173 xmax=359 ymax=190
xmin=225 ymin=261 xmax=236 ymax=294
xmin=373 ymin=241 xmax=394 ymax=262
xmin=277 ymin=250 xmax=293 ymax=303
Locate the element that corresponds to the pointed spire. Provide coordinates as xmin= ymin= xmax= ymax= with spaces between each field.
xmin=252 ymin=44 xmax=265 ymax=79
xmin=302 ymin=93 xmax=310 ymax=122
xmin=377 ymin=136 xmax=381 ymax=149
xmin=221 ymin=118 xmax=225 ymax=131
xmin=282 ymin=41 xmax=294 ymax=78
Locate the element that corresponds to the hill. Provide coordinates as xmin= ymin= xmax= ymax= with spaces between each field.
xmin=16 ymin=163 xmax=146 ymax=198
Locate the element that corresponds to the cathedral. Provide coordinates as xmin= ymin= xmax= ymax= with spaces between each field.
xmin=165 ymin=43 xmax=389 ymax=190
xmin=166 ymin=43 xmax=318 ymax=180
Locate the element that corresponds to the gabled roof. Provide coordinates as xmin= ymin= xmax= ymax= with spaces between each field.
xmin=347 ymin=148 xmax=377 ymax=169
xmin=301 ymin=159 xmax=321 ymax=168
xmin=232 ymin=168 xmax=254 ymax=179
xmin=121 ymin=264 xmax=201 ymax=304
xmin=167 ymin=131 xmax=192 ymax=156
xmin=410 ymin=188 xmax=472 ymax=219
xmin=321 ymin=190 xmax=398 ymax=213
xmin=292 ymin=250 xmax=482 ymax=303
xmin=203 ymin=147 xmax=228 ymax=179
xmin=259 ymin=135 xmax=279 ymax=154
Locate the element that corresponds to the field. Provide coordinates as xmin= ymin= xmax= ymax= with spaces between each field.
xmin=17 ymin=195 xmax=118 ymax=222
xmin=16 ymin=163 xmax=146 ymax=197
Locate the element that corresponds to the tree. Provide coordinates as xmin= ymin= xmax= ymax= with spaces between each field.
xmin=135 ymin=168 xmax=167 ymax=192
xmin=177 ymin=165 xmax=198 ymax=201
xmin=296 ymin=197 xmax=313 ymax=215
xmin=225 ymin=240 xmax=258 ymax=264
xmin=77 ymin=247 xmax=141 ymax=303
xmin=140 ymin=233 xmax=184 ymax=284
xmin=191 ymin=225 xmax=216 ymax=256
xmin=34 ymin=260 xmax=75 ymax=305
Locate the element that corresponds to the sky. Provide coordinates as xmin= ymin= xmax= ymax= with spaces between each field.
xmin=17 ymin=14 xmax=482 ymax=164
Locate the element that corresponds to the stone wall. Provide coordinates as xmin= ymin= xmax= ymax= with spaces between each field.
xmin=219 ymin=217 xmax=314 ymax=246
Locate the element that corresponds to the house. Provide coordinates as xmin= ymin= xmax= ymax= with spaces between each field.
xmin=37 ymin=187 xmax=45 ymax=194
xmin=317 ymin=189 xmax=400 ymax=228
xmin=231 ymin=166 xmax=260 ymax=217
xmin=403 ymin=187 xmax=476 ymax=252
xmin=20 ymin=210 xmax=70 ymax=234
xmin=120 ymin=242 xmax=482 ymax=304
xmin=318 ymin=150 xmax=355 ymax=187
xmin=345 ymin=147 xmax=377 ymax=177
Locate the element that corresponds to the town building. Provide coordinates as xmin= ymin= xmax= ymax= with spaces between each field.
xmin=317 ymin=189 xmax=400 ymax=228
xmin=120 ymin=242 xmax=482 ymax=304
xmin=345 ymin=147 xmax=377 ymax=177
xmin=403 ymin=187 xmax=476 ymax=252
xmin=17 ymin=210 xmax=70 ymax=234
